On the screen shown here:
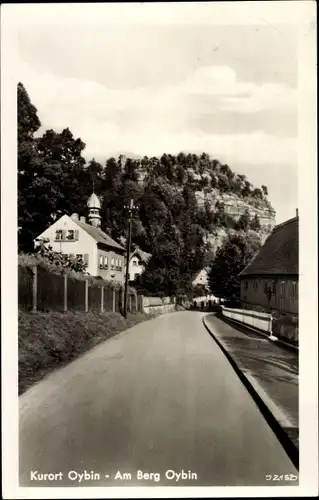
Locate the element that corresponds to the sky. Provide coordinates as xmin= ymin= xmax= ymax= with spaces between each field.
xmin=16 ymin=6 xmax=299 ymax=224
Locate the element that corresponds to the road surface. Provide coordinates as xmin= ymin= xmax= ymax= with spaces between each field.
xmin=19 ymin=311 xmax=297 ymax=487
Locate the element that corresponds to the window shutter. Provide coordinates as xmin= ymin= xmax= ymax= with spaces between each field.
xmin=84 ymin=254 xmax=89 ymax=266
xmin=74 ymin=230 xmax=79 ymax=240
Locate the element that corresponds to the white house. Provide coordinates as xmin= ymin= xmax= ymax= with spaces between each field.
xmin=192 ymin=268 xmax=209 ymax=288
xmin=125 ymin=248 xmax=152 ymax=282
xmin=35 ymin=193 xmax=126 ymax=282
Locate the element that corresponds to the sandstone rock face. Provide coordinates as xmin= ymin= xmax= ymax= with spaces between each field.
xmin=134 ymin=157 xmax=276 ymax=253
xmin=195 ymin=189 xmax=276 ymax=230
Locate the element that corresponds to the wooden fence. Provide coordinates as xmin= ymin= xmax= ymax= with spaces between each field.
xmin=18 ymin=265 xmax=138 ymax=314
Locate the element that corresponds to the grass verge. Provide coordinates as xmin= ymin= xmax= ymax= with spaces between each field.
xmin=19 ymin=310 xmax=157 ymax=395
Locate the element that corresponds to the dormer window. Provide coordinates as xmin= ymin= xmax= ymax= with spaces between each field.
xmin=55 ymin=230 xmax=63 ymax=241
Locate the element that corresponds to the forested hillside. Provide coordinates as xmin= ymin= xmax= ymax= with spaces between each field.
xmin=18 ymin=82 xmax=274 ymax=296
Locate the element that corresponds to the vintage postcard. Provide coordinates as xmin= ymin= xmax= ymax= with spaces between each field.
xmin=1 ymin=1 xmax=318 ymax=498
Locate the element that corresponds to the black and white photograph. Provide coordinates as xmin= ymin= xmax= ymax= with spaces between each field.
xmin=1 ymin=1 xmax=318 ymax=498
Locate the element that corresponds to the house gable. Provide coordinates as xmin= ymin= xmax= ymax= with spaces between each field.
xmin=35 ymin=215 xmax=97 ymax=275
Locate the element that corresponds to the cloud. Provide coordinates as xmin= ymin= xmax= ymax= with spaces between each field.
xmin=18 ymin=61 xmax=297 ymax=166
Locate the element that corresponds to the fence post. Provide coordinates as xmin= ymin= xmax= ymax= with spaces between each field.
xmin=101 ymin=286 xmax=104 ymax=313
xmin=32 ymin=265 xmax=37 ymax=312
xmin=64 ymin=274 xmax=68 ymax=312
xmin=112 ymin=289 xmax=116 ymax=312
xmin=85 ymin=279 xmax=89 ymax=312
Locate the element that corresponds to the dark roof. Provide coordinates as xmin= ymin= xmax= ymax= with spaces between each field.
xmin=125 ymin=248 xmax=152 ymax=265
xmin=74 ymin=219 xmax=125 ymax=251
xmin=239 ymin=216 xmax=299 ymax=277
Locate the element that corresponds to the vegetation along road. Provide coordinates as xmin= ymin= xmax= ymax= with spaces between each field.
xmin=19 ymin=311 xmax=297 ymax=487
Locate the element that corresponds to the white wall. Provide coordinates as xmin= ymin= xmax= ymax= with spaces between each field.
xmin=128 ymin=255 xmax=145 ymax=281
xmin=221 ymin=306 xmax=272 ymax=334
xmin=97 ymin=248 xmax=125 ymax=283
xmin=36 ymin=215 xmax=98 ymax=276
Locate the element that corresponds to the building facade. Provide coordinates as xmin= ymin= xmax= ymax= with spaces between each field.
xmin=35 ymin=193 xmax=126 ymax=283
xmin=239 ymin=215 xmax=299 ymax=316
xmin=192 ymin=268 xmax=209 ymax=288
xmin=126 ymin=248 xmax=152 ymax=282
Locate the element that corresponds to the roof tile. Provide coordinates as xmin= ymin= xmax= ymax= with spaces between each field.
xmin=74 ymin=220 xmax=125 ymax=251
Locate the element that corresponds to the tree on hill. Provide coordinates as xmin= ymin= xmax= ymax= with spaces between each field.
xmin=18 ymin=82 xmax=43 ymax=252
xmin=236 ymin=209 xmax=250 ymax=231
xmin=140 ymin=214 xmax=184 ymax=295
xmin=207 ymin=232 xmax=261 ymax=304
xmin=250 ymin=213 xmax=261 ymax=231
xmin=18 ymin=84 xmax=91 ymax=252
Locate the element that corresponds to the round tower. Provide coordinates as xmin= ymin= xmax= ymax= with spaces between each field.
xmin=87 ymin=192 xmax=101 ymax=228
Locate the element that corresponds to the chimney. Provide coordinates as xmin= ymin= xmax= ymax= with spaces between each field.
xmin=296 ymin=208 xmax=299 ymax=217
xmin=71 ymin=213 xmax=79 ymax=221
xmin=80 ymin=216 xmax=86 ymax=223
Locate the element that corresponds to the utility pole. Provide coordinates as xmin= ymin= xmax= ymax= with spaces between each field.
xmin=123 ymin=199 xmax=136 ymax=318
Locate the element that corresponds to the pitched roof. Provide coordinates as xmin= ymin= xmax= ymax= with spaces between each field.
xmin=239 ymin=216 xmax=299 ymax=277
xmin=126 ymin=248 xmax=152 ymax=265
xmin=74 ymin=219 xmax=125 ymax=251
xmin=134 ymin=248 xmax=152 ymax=263
xmin=192 ymin=267 xmax=209 ymax=280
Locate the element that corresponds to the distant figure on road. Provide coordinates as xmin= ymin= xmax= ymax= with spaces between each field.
xmin=208 ymin=299 xmax=212 ymax=309
xmin=201 ymin=301 xmax=204 ymax=311
xmin=193 ymin=300 xmax=197 ymax=309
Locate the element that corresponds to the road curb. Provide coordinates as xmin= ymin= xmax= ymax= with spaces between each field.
xmin=202 ymin=315 xmax=299 ymax=471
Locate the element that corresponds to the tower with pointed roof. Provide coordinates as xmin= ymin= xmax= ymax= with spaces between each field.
xmin=87 ymin=192 xmax=101 ymax=228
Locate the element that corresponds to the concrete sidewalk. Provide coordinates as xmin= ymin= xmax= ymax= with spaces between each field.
xmin=203 ymin=313 xmax=299 ymax=467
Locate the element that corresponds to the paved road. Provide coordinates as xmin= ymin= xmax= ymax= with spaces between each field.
xmin=19 ymin=311 xmax=297 ymax=487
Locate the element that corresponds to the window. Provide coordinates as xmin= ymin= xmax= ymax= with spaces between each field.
xmin=111 ymin=258 xmax=115 ymax=270
xmin=292 ymin=282 xmax=297 ymax=298
xmin=76 ymin=254 xmax=83 ymax=262
xmin=133 ymin=258 xmax=138 ymax=266
xmin=99 ymin=255 xmax=104 ymax=268
xmin=83 ymin=254 xmax=89 ymax=266
xmin=55 ymin=230 xmax=63 ymax=241
xmin=104 ymin=256 xmax=108 ymax=268
xmin=118 ymin=258 xmax=122 ymax=270
xmin=280 ymin=281 xmax=285 ymax=297
xmin=272 ymin=281 xmax=276 ymax=294
xmin=254 ymin=280 xmax=258 ymax=290
xmin=66 ymin=230 xmax=75 ymax=240
xmin=245 ymin=281 xmax=248 ymax=290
